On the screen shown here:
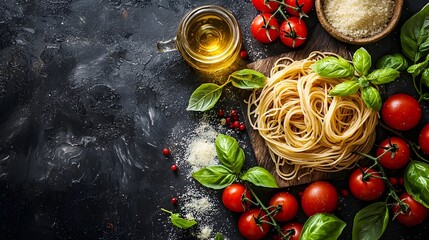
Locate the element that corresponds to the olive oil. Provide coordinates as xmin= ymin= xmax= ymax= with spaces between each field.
xmin=186 ymin=15 xmax=233 ymax=60
xmin=174 ymin=5 xmax=242 ymax=72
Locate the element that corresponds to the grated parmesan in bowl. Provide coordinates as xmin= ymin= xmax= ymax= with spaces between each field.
xmin=315 ymin=0 xmax=404 ymax=45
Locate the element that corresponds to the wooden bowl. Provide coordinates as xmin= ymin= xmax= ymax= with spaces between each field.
xmin=315 ymin=0 xmax=404 ymax=45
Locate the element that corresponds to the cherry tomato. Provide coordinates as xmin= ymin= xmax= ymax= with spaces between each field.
xmin=251 ymin=13 xmax=279 ymax=44
xmin=419 ymin=123 xmax=429 ymax=155
xmin=222 ymin=183 xmax=252 ymax=212
xmin=349 ymin=167 xmax=385 ymax=201
xmin=278 ymin=222 xmax=303 ymax=240
xmin=279 ymin=17 xmax=308 ymax=48
xmin=376 ymin=137 xmax=410 ymax=169
xmin=285 ymin=0 xmax=314 ymax=17
xmin=238 ymin=209 xmax=270 ymax=240
xmin=301 ymin=181 xmax=338 ymax=216
xmin=381 ymin=93 xmax=422 ymax=131
xmin=251 ymin=0 xmax=280 ymax=13
xmin=394 ymin=192 xmax=428 ymax=227
xmin=268 ymin=192 xmax=299 ymax=222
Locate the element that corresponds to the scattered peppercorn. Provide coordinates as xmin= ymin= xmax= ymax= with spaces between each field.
xmin=389 ymin=177 xmax=398 ymax=186
xmin=171 ymin=197 xmax=178 ymax=205
xmin=217 ymin=109 xmax=225 ymax=118
xmin=162 ymin=148 xmax=171 ymax=157
xmin=239 ymin=123 xmax=246 ymax=131
xmin=240 ymin=50 xmax=248 ymax=59
xmin=171 ymin=164 xmax=178 ymax=172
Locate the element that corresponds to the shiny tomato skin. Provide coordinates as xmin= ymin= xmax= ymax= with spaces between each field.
xmin=285 ymin=0 xmax=314 ymax=16
xmin=376 ymin=137 xmax=410 ymax=169
xmin=222 ymin=183 xmax=251 ymax=212
xmin=268 ymin=192 xmax=299 ymax=222
xmin=238 ymin=209 xmax=270 ymax=240
xmin=301 ymin=181 xmax=338 ymax=216
xmin=381 ymin=93 xmax=422 ymax=131
xmin=251 ymin=0 xmax=280 ymax=13
xmin=251 ymin=13 xmax=279 ymax=44
xmin=280 ymin=222 xmax=303 ymax=240
xmin=349 ymin=168 xmax=386 ymax=201
xmin=419 ymin=123 xmax=429 ymax=155
xmin=279 ymin=17 xmax=308 ymax=48
xmin=394 ymin=192 xmax=428 ymax=227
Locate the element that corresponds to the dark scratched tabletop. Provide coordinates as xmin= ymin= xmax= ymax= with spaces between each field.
xmin=0 ymin=0 xmax=428 ymax=239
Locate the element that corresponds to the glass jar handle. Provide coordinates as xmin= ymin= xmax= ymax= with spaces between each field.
xmin=157 ymin=37 xmax=178 ymax=53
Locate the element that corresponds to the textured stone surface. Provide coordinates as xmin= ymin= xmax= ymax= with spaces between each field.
xmin=0 ymin=0 xmax=428 ymax=239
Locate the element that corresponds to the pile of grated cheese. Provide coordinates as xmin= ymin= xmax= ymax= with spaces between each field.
xmin=323 ymin=0 xmax=395 ymax=38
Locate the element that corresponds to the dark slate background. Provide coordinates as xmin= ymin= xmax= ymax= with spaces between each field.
xmin=0 ymin=0 xmax=428 ymax=239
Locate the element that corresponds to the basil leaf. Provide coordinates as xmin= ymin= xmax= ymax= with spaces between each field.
xmin=329 ymin=80 xmax=360 ymax=96
xmin=353 ymin=47 xmax=372 ymax=76
xmin=230 ymin=69 xmax=266 ymax=89
xmin=352 ymin=202 xmax=389 ymax=240
xmin=187 ymin=83 xmax=223 ymax=111
xmin=421 ymin=68 xmax=429 ymax=87
xmin=400 ymin=3 xmax=429 ymax=63
xmin=215 ymin=134 xmax=245 ymax=173
xmin=171 ymin=213 xmax=197 ymax=229
xmin=214 ymin=233 xmax=224 ymax=240
xmin=358 ymin=76 xmax=369 ymax=88
xmin=376 ymin=53 xmax=409 ymax=71
xmin=404 ymin=161 xmax=429 ymax=208
xmin=241 ymin=166 xmax=278 ymax=188
xmin=161 ymin=208 xmax=197 ymax=230
xmin=366 ymin=68 xmax=400 ymax=85
xmin=407 ymin=61 xmax=428 ymax=78
xmin=192 ymin=165 xmax=237 ymax=189
xmin=361 ymin=86 xmax=382 ymax=111
xmin=311 ymin=56 xmax=354 ymax=78
xmin=301 ymin=213 xmax=346 ymax=240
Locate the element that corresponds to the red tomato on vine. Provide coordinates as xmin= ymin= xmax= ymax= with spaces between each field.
xmin=279 ymin=17 xmax=308 ymax=48
xmin=376 ymin=137 xmax=410 ymax=169
xmin=301 ymin=181 xmax=338 ymax=216
xmin=251 ymin=13 xmax=279 ymax=43
xmin=238 ymin=209 xmax=270 ymax=240
xmin=349 ymin=167 xmax=386 ymax=201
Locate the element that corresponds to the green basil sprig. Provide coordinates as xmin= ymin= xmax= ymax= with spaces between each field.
xmin=311 ymin=56 xmax=354 ymax=78
xmin=353 ymin=48 xmax=372 ymax=76
xmin=352 ymin=202 xmax=389 ymax=240
xmin=376 ymin=53 xmax=409 ymax=71
xmin=215 ymin=134 xmax=245 ymax=173
xmin=404 ymin=161 xmax=429 ymax=208
xmin=187 ymin=83 xmax=223 ymax=111
xmin=311 ymin=47 xmax=399 ymax=111
xmin=192 ymin=165 xmax=237 ymax=189
xmin=400 ymin=3 xmax=429 ymax=63
xmin=301 ymin=213 xmax=346 ymax=240
xmin=192 ymin=134 xmax=278 ymax=189
xmin=161 ymin=208 xmax=197 ymax=229
xmin=420 ymin=68 xmax=429 ymax=87
xmin=241 ymin=166 xmax=278 ymax=188
xmin=187 ymin=69 xmax=266 ymax=111
xmin=214 ymin=233 xmax=224 ymax=240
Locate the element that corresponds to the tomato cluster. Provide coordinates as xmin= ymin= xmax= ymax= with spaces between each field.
xmin=250 ymin=0 xmax=313 ymax=48
xmin=347 ymin=92 xmax=429 ymax=228
xmin=222 ymin=181 xmax=338 ymax=239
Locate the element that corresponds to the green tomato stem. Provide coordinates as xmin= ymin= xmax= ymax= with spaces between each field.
xmin=161 ymin=208 xmax=173 ymax=215
xmin=246 ymin=184 xmax=286 ymax=238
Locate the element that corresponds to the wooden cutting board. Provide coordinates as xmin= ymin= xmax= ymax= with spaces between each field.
xmin=246 ymin=24 xmax=352 ymax=188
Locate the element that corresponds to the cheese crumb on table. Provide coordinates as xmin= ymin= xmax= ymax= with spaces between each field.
xmin=323 ymin=0 xmax=395 ymax=38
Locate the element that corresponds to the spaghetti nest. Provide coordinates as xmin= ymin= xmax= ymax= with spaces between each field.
xmin=247 ymin=52 xmax=378 ymax=181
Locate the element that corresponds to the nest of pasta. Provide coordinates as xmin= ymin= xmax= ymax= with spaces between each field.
xmin=247 ymin=52 xmax=378 ymax=181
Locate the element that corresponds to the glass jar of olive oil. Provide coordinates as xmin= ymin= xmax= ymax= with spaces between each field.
xmin=157 ymin=5 xmax=242 ymax=73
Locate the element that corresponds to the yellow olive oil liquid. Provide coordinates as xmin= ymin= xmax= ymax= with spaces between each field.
xmin=187 ymin=15 xmax=232 ymax=59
